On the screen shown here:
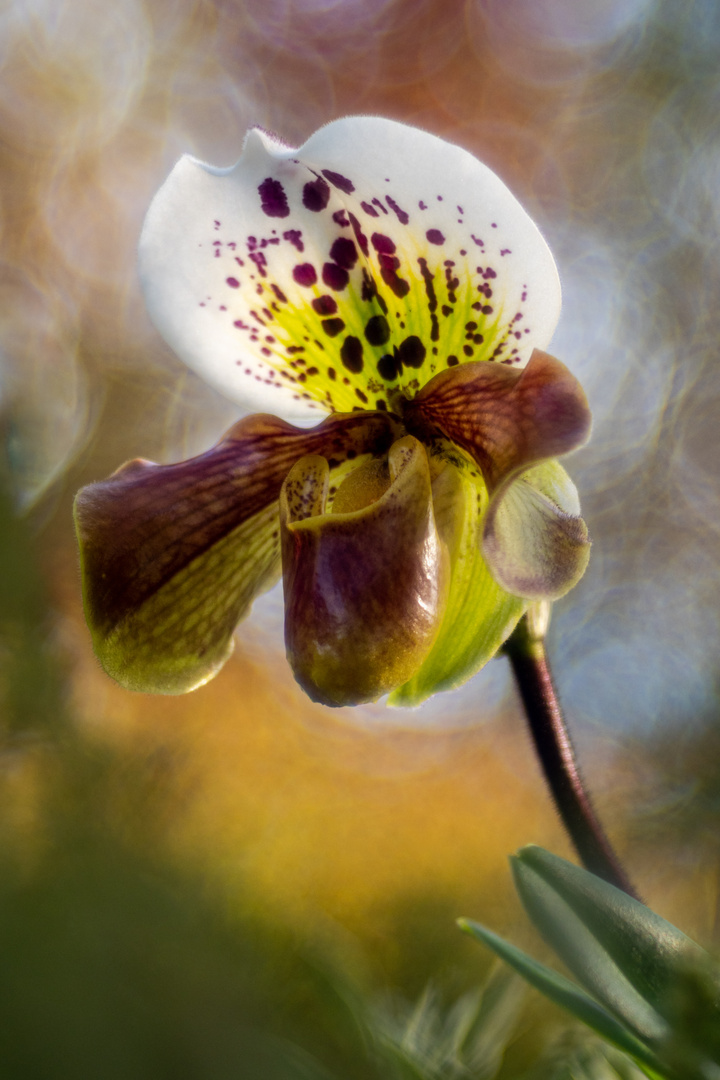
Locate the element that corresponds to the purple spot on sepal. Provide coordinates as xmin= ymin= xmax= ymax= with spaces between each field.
xmin=329 ymin=237 xmax=358 ymax=270
xmin=377 ymin=353 xmax=399 ymax=381
xmin=426 ymin=229 xmax=445 ymax=245
xmin=226 ymin=277 xmax=240 ymax=288
xmin=332 ymin=210 xmax=349 ymax=226
xmin=417 ymin=257 xmax=437 ymax=315
xmin=378 ymin=254 xmax=409 ymax=298
xmin=322 ymin=169 xmax=355 ymax=194
xmin=419 ymin=200 xmax=427 ymax=210
xmin=364 ymin=314 xmax=390 ymax=346
xmin=321 ymin=318 xmax=345 ymax=337
xmin=283 ymin=229 xmax=304 ymax=252
xmin=386 ymin=196 xmax=409 ymax=224
xmin=312 ymin=295 xmax=337 ymax=315
xmin=293 ymin=263 xmax=317 ymax=286
xmin=360 ymin=270 xmax=381 ymax=308
xmin=371 ymin=233 xmax=395 ymax=254
xmin=249 ymin=252 xmax=268 ymax=277
xmin=361 ymin=201 xmax=379 ymax=217
xmin=348 ymin=214 xmax=369 ymax=257
xmin=371 ymin=198 xmax=388 ymax=214
xmin=322 ymin=263 xmax=349 ymax=291
xmin=340 ymin=336 xmax=364 ymax=372
xmin=258 ymin=177 xmax=290 ymax=218
xmin=303 ymin=177 xmax=331 ymax=212
xmin=398 ymin=335 xmax=426 ymax=368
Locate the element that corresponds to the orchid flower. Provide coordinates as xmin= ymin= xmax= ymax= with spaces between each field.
xmin=74 ymin=117 xmax=591 ymax=708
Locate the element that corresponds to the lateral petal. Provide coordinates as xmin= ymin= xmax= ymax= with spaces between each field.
xmin=482 ymin=459 xmax=591 ymax=601
xmin=281 ymin=436 xmax=449 ymax=706
xmin=403 ymin=348 xmax=591 ymax=493
xmin=74 ymin=411 xmax=399 ymax=693
xmin=139 ymin=117 xmax=560 ymax=419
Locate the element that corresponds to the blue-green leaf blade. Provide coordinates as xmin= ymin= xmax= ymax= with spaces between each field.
xmin=458 ymin=918 xmax=670 ymax=1076
xmin=511 ymin=847 xmax=719 ymax=1041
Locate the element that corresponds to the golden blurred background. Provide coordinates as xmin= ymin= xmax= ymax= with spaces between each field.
xmin=2 ymin=0 xmax=720 ymax=1074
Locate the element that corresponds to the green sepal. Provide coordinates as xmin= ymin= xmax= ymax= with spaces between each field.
xmin=389 ymin=458 xmax=525 ymax=706
xmin=457 ymin=919 xmax=672 ymax=1079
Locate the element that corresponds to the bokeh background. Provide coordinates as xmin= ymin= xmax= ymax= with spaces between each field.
xmin=2 ymin=0 xmax=720 ymax=1075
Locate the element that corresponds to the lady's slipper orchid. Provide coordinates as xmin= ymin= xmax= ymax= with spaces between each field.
xmin=74 ymin=117 xmax=591 ymax=707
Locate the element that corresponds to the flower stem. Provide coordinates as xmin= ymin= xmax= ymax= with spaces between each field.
xmin=505 ymin=611 xmax=640 ymax=900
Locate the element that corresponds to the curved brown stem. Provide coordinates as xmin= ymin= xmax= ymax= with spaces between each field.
xmin=505 ymin=611 xmax=640 ymax=901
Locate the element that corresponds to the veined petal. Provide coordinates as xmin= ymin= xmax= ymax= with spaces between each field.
xmin=390 ymin=457 xmax=526 ymax=706
xmin=482 ymin=459 xmax=590 ymax=600
xmin=139 ymin=117 xmax=561 ymax=420
xmin=74 ymin=410 xmax=400 ymax=693
xmin=403 ymin=349 xmax=591 ymax=493
xmin=280 ymin=436 xmax=450 ymax=706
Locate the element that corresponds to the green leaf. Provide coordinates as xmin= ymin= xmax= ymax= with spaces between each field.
xmin=367 ymin=969 xmax=524 ymax=1080
xmin=458 ymin=919 xmax=671 ymax=1078
xmin=510 ymin=847 xmax=720 ymax=1046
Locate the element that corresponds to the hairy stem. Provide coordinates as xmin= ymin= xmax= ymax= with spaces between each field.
xmin=505 ymin=611 xmax=640 ymax=900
